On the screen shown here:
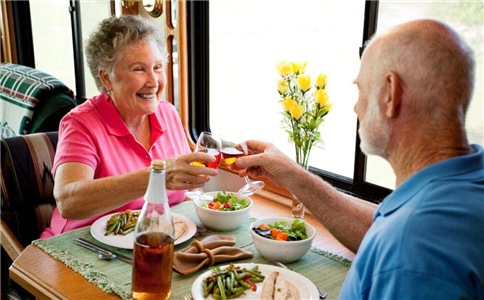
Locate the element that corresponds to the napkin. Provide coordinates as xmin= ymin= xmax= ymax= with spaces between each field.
xmin=173 ymin=235 xmax=253 ymax=276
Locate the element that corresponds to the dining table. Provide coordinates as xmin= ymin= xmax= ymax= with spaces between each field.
xmin=9 ymin=191 xmax=359 ymax=300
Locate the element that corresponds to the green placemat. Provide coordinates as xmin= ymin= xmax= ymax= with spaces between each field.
xmin=33 ymin=201 xmax=351 ymax=300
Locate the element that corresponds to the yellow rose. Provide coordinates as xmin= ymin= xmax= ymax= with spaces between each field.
xmin=282 ymin=97 xmax=296 ymax=112
xmin=324 ymin=103 xmax=333 ymax=111
xmin=277 ymin=61 xmax=292 ymax=77
xmin=291 ymin=61 xmax=307 ymax=75
xmin=314 ymin=89 xmax=330 ymax=106
xmin=296 ymin=74 xmax=311 ymax=92
xmin=315 ymin=73 xmax=327 ymax=89
xmin=290 ymin=103 xmax=305 ymax=120
xmin=277 ymin=79 xmax=289 ymax=95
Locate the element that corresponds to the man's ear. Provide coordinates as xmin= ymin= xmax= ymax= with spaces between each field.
xmin=99 ymin=69 xmax=112 ymax=92
xmin=383 ymin=71 xmax=403 ymax=118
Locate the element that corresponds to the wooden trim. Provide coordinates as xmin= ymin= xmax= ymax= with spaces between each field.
xmin=173 ymin=0 xmax=194 ymax=147
xmin=165 ymin=0 xmax=175 ymax=30
xmin=110 ymin=0 xmax=116 ymax=16
xmin=166 ymin=34 xmax=175 ymax=106
xmin=0 ymin=219 xmax=23 ymax=261
xmin=1 ymin=0 xmax=16 ymax=63
xmin=10 ymin=263 xmax=66 ymax=300
xmin=177 ymin=1 xmax=193 ymax=147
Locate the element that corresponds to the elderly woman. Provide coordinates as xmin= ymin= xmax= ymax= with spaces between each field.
xmin=41 ymin=15 xmax=216 ymax=238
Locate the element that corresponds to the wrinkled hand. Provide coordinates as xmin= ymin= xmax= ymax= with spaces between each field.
xmin=165 ymin=152 xmax=218 ymax=190
xmin=235 ymin=140 xmax=300 ymax=187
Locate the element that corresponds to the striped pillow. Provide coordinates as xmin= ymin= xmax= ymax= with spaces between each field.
xmin=1 ymin=132 xmax=58 ymax=247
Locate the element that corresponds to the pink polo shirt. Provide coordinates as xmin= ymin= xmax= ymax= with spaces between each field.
xmin=40 ymin=93 xmax=191 ymax=239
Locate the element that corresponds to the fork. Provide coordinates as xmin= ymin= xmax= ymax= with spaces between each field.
xmin=184 ymin=295 xmax=193 ymax=300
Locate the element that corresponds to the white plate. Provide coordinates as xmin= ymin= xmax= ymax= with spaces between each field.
xmin=191 ymin=263 xmax=319 ymax=300
xmin=90 ymin=212 xmax=197 ymax=249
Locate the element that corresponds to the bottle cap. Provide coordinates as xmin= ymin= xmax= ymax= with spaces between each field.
xmin=151 ymin=160 xmax=166 ymax=171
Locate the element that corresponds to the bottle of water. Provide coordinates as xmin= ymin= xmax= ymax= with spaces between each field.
xmin=132 ymin=160 xmax=174 ymax=300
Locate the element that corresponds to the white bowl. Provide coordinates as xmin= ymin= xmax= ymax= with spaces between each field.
xmin=193 ymin=191 xmax=253 ymax=231
xmin=250 ymin=217 xmax=316 ymax=263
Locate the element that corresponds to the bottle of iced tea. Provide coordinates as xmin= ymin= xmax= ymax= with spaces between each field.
xmin=132 ymin=160 xmax=175 ymax=300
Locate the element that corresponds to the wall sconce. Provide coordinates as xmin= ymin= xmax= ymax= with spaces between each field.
xmin=143 ymin=0 xmax=163 ymax=18
xmin=121 ymin=1 xmax=136 ymax=8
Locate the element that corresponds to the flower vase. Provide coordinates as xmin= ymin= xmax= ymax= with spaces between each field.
xmin=291 ymin=162 xmax=307 ymax=219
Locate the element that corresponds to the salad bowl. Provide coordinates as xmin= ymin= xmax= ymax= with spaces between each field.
xmin=250 ymin=217 xmax=316 ymax=263
xmin=193 ymin=191 xmax=253 ymax=231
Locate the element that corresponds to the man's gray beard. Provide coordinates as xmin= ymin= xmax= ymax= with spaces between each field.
xmin=358 ymin=94 xmax=391 ymax=159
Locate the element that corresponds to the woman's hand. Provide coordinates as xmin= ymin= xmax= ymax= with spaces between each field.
xmin=165 ymin=152 xmax=218 ymax=190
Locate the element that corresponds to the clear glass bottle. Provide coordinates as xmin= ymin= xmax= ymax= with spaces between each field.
xmin=132 ymin=160 xmax=175 ymax=300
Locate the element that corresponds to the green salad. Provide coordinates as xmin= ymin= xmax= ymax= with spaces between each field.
xmin=253 ymin=219 xmax=308 ymax=241
xmin=202 ymin=191 xmax=250 ymax=211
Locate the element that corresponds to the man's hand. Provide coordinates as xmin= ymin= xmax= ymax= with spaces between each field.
xmin=235 ymin=140 xmax=301 ymax=187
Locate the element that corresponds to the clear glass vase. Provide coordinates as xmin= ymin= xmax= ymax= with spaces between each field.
xmin=291 ymin=161 xmax=307 ymax=219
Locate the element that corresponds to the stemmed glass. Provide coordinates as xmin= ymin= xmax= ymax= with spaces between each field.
xmin=221 ymin=130 xmax=265 ymax=196
xmin=185 ymin=131 xmax=221 ymax=201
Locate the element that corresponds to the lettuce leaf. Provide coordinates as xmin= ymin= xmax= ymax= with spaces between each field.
xmin=268 ymin=219 xmax=308 ymax=241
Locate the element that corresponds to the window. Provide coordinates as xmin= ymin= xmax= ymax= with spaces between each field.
xmin=79 ymin=0 xmax=112 ymax=99
xmin=209 ymin=0 xmax=366 ymax=180
xmin=198 ymin=1 xmax=390 ymax=202
xmin=190 ymin=1 xmax=483 ymax=202
xmin=30 ymin=1 xmax=76 ymax=91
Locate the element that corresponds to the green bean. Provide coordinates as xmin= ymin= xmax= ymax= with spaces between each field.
xmin=237 ymin=279 xmax=251 ymax=290
xmin=214 ymin=271 xmax=228 ymax=277
xmin=226 ymin=277 xmax=232 ymax=293
xmin=217 ymin=276 xmax=227 ymax=300
xmin=247 ymin=270 xmax=265 ymax=279
xmin=205 ymin=280 xmax=215 ymax=296
xmin=226 ymin=264 xmax=234 ymax=272
xmin=228 ymin=290 xmax=245 ymax=299
xmin=202 ymin=280 xmax=208 ymax=297
xmin=114 ymin=222 xmax=122 ymax=234
xmin=105 ymin=210 xmax=139 ymax=236
xmin=234 ymin=272 xmax=248 ymax=280
xmin=211 ymin=294 xmax=222 ymax=299
xmin=222 ymin=278 xmax=231 ymax=296
xmin=230 ymin=272 xmax=236 ymax=292
xmin=104 ymin=222 xmax=118 ymax=236
xmin=250 ymin=277 xmax=263 ymax=283
xmin=121 ymin=227 xmax=135 ymax=235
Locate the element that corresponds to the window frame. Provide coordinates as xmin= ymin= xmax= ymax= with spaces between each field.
xmin=187 ymin=0 xmax=392 ymax=203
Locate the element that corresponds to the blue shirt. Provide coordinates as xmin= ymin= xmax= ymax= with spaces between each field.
xmin=340 ymin=144 xmax=484 ymax=300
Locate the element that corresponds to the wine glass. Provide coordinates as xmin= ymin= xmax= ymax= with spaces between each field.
xmin=221 ymin=130 xmax=265 ymax=196
xmin=185 ymin=132 xmax=221 ymax=201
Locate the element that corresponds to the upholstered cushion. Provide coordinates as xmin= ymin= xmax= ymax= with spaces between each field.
xmin=0 ymin=63 xmax=76 ymax=138
xmin=1 ymin=132 xmax=58 ymax=247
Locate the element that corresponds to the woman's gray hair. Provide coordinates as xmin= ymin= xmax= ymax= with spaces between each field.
xmin=85 ymin=15 xmax=167 ymax=93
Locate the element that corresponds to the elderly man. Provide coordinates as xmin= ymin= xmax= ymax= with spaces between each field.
xmin=236 ymin=19 xmax=484 ymax=299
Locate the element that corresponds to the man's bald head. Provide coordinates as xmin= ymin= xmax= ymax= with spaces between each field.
xmin=365 ymin=19 xmax=475 ymax=125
